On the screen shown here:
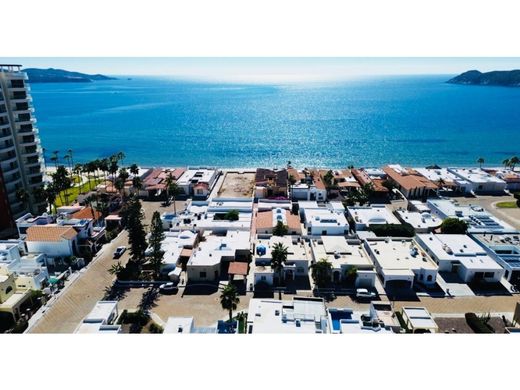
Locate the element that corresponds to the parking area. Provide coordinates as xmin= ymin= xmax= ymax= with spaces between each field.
xmin=216 ymin=171 xmax=255 ymax=198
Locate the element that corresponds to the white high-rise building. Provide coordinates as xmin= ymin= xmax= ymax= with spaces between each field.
xmin=0 ymin=64 xmax=46 ymax=236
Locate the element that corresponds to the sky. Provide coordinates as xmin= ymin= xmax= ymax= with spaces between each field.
xmin=1 ymin=57 xmax=519 ymax=83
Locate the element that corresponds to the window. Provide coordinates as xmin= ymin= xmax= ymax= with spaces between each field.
xmin=5 ymin=286 xmax=13 ymax=295
xmin=260 ymin=276 xmax=266 ymax=281
xmin=484 ymin=272 xmax=494 ymax=278
xmin=427 ymin=275 xmax=433 ymax=282
xmin=199 ymin=271 xmax=206 ymax=278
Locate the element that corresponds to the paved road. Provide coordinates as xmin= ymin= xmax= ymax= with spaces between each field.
xmin=28 ymin=231 xmax=130 ymax=333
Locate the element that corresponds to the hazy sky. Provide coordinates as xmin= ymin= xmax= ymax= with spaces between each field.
xmin=2 ymin=57 xmax=519 ymax=83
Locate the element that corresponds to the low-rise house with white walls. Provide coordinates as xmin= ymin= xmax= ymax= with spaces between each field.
xmin=448 ymin=168 xmax=507 ymax=194
xmin=300 ymin=202 xmax=349 ymax=236
xmin=0 ymin=272 xmax=31 ymax=322
xmin=427 ymin=199 xmax=515 ymax=233
xmin=257 ymin=199 xmax=292 ymax=211
xmin=416 ymin=233 xmax=504 ymax=284
xmin=383 ymin=164 xmax=438 ymax=199
xmin=163 ymin=316 xmax=217 ymax=334
xmin=255 ymin=208 xmax=301 ymax=236
xmin=74 ymin=301 xmax=121 ymax=334
xmin=470 ymin=233 xmax=520 ymax=285
xmin=401 ymin=307 xmax=438 ymax=333
xmin=253 ymin=236 xmax=309 ymax=285
xmin=145 ymin=230 xmax=197 ymax=277
xmin=246 ymin=297 xmax=329 ymax=334
xmin=347 ymin=204 xmax=400 ymax=231
xmin=287 ymin=168 xmax=327 ymax=201
xmin=395 ymin=209 xmax=442 ymax=233
xmin=319 ymin=168 xmax=360 ymax=194
xmin=492 ymin=169 xmax=520 ymax=191
xmin=15 ymin=213 xmax=53 ymax=237
xmin=0 ymin=240 xmax=48 ymax=290
xmin=309 ymin=236 xmax=376 ymax=287
xmin=186 ymin=230 xmax=250 ymax=283
xmin=414 ymin=167 xmax=471 ymax=193
xmin=364 ymin=237 xmax=438 ymax=289
xmin=176 ymin=168 xmax=219 ymax=198
xmin=25 ymin=225 xmax=78 ymax=258
xmin=254 ymin=168 xmax=289 ymax=199
xmin=327 ymin=307 xmax=393 ymax=334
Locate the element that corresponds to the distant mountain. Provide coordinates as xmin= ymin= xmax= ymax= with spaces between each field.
xmin=23 ymin=68 xmax=117 ymax=83
xmin=447 ymin=69 xmax=520 ymax=87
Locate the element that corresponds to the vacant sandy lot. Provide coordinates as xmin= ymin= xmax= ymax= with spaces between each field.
xmin=217 ymin=171 xmax=255 ymax=198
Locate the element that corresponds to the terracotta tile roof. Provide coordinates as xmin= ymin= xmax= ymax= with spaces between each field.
xmin=228 ymin=261 xmax=249 ymax=275
xmin=310 ymin=169 xmax=326 ymax=190
xmin=143 ymin=167 xmax=186 ymax=191
xmin=351 ymin=169 xmax=389 ymax=193
xmin=287 ymin=168 xmax=303 ymax=182
xmin=180 ymin=248 xmax=193 ymax=258
xmin=286 ymin=213 xmax=302 ymax=232
xmin=256 ymin=211 xmax=273 ymax=229
xmin=26 ymin=225 xmax=78 ymax=242
xmin=383 ymin=166 xmax=437 ymax=191
xmin=255 ymin=168 xmax=288 ymax=188
xmin=71 ymin=207 xmax=101 ymax=220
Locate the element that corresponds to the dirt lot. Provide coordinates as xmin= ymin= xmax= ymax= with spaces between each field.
xmin=216 ymin=171 xmax=255 ymax=198
xmin=435 ymin=316 xmax=510 ymax=334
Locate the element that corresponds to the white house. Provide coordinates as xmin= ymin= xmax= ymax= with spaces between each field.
xmin=176 ymin=168 xmax=219 ymax=198
xmin=427 ymin=198 xmax=515 ymax=233
xmin=145 ymin=230 xmax=197 ymax=276
xmin=364 ymin=237 xmax=438 ymax=289
xmin=493 ymin=169 xmax=520 ymax=191
xmin=448 ymin=168 xmax=507 ymax=194
xmin=327 ymin=307 xmax=393 ymax=334
xmin=395 ymin=210 xmax=442 ymax=233
xmin=255 ymin=208 xmax=301 ymax=236
xmin=0 ymin=240 xmax=49 ymax=290
xmin=401 ymin=307 xmax=438 ymax=333
xmin=309 ymin=236 xmax=376 ymax=287
xmin=414 ymin=167 xmax=471 ymax=193
xmin=246 ymin=297 xmax=329 ymax=334
xmin=300 ymin=202 xmax=349 ymax=236
xmin=163 ymin=316 xmax=217 ymax=334
xmin=416 ymin=233 xmax=504 ymax=284
xmin=74 ymin=300 xmax=121 ymax=334
xmin=287 ymin=168 xmax=327 ymax=201
xmin=253 ymin=236 xmax=310 ymax=286
xmin=471 ymin=233 xmax=520 ymax=285
xmin=186 ymin=230 xmax=251 ymax=283
xmin=25 ymin=225 xmax=78 ymax=258
xmin=347 ymin=204 xmax=401 ymax=231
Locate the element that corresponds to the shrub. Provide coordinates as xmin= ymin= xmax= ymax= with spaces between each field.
xmin=148 ymin=322 xmax=163 ymax=333
xmin=465 ymin=312 xmax=494 ymax=333
xmin=440 ymin=218 xmax=468 ymax=234
xmin=369 ymin=223 xmax=415 ymax=237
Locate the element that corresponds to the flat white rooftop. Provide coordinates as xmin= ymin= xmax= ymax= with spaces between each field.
xmin=310 ymin=236 xmax=373 ymax=269
xmin=365 ymin=238 xmax=438 ymax=271
xmin=83 ymin=301 xmax=118 ymax=323
xmin=396 ymin=210 xmax=441 ymax=231
xmin=177 ymin=169 xmax=217 ymax=186
xmin=303 ymin=208 xmax=348 ymax=228
xmin=164 ymin=317 xmax=194 ymax=333
xmin=414 ymin=168 xmax=469 ymax=186
xmin=449 ymin=168 xmax=506 ymax=185
xmin=255 ymin=236 xmax=309 ymax=263
xmin=348 ymin=205 xmax=400 ymax=227
xmin=402 ymin=307 xmax=438 ymax=331
xmin=189 ymin=230 xmax=250 ymax=267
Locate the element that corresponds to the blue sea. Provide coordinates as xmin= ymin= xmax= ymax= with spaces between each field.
xmin=30 ymin=75 xmax=520 ymax=168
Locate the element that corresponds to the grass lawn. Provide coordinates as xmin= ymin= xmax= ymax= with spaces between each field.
xmin=496 ymin=201 xmax=518 ymax=209
xmin=55 ymin=179 xmax=102 ymax=207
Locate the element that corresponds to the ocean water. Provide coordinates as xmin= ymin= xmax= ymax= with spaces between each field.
xmin=30 ymin=75 xmax=520 ymax=168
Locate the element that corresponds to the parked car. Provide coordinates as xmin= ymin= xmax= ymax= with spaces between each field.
xmin=356 ymin=288 xmax=376 ymax=300
xmin=159 ymin=282 xmax=178 ymax=294
xmin=113 ymin=246 xmax=126 ymax=259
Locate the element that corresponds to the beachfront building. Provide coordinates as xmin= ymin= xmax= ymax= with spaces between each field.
xmin=492 ymin=169 xmax=520 ymax=191
xmin=163 ymin=316 xmax=217 ymax=334
xmin=395 ymin=209 xmax=442 ymax=233
xmin=414 ymin=167 xmax=471 ymax=193
xmin=0 ymin=240 xmax=48 ymax=290
xmin=176 ymin=168 xmax=219 ymax=198
xmin=0 ymin=64 xmax=46 ymax=235
xmin=364 ymin=237 xmax=438 ymax=289
xmin=400 ymin=307 xmax=438 ymax=333
xmin=427 ymin=199 xmax=515 ymax=233
xmin=416 ymin=233 xmax=504 ymax=283
xmin=347 ymin=204 xmax=400 ymax=231
xmin=320 ymin=169 xmax=360 ymax=195
xmin=287 ymin=168 xmax=327 ymax=201
xmin=74 ymin=300 xmax=121 ymax=334
xmin=351 ymin=168 xmax=389 ymax=196
xmin=186 ymin=230 xmax=250 ymax=283
xmin=254 ymin=168 xmax=288 ymax=198
xmin=299 ymin=201 xmax=349 ymax=236
xmin=246 ymin=297 xmax=329 ymax=334
xmin=145 ymin=230 xmax=197 ymax=278
xmin=327 ymin=307 xmax=394 ymax=334
xmin=448 ymin=168 xmax=507 ymax=194
xmin=253 ymin=236 xmax=310 ymax=285
xmin=471 ymin=233 xmax=520 ymax=286
xmin=309 ymin=236 xmax=376 ymax=287
xmin=139 ymin=167 xmax=186 ymax=198
xmin=255 ymin=208 xmax=301 ymax=236
xmin=383 ymin=165 xmax=438 ymax=199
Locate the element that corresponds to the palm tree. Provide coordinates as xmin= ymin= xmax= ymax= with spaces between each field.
xmin=117 ymin=151 xmax=126 ymax=167
xmin=220 ymin=284 xmax=240 ymax=323
xmin=132 ymin=176 xmax=143 ymax=196
xmin=502 ymin=158 xmax=511 ymax=169
xmin=108 ymin=262 xmax=125 ymax=276
xmin=436 ymin=178 xmax=446 ymax=195
xmin=129 ymin=163 xmax=139 ymax=176
xmin=271 ymin=242 xmax=288 ymax=287
xmin=50 ymin=150 xmax=59 ymax=169
xmin=510 ymin=156 xmax=519 ymax=171
xmin=73 ymin=163 xmax=83 ymax=188
xmin=310 ymin=258 xmax=332 ymax=288
xmin=164 ymin=173 xmax=181 ymax=214
xmin=477 ymin=157 xmax=485 ymax=169
xmin=288 ymin=174 xmax=296 ymax=200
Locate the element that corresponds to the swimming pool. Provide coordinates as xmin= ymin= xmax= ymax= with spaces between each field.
xmin=330 ymin=310 xmax=353 ymax=332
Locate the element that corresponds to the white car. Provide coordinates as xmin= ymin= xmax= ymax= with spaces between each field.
xmin=113 ymin=246 xmax=126 ymax=259
xmin=159 ymin=282 xmax=178 ymax=294
xmin=356 ymin=288 xmax=376 ymax=300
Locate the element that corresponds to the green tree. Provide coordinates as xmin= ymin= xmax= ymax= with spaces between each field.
xmin=224 ymin=209 xmax=239 ymax=221
xmin=271 ymin=242 xmax=288 ymax=286
xmin=510 ymin=156 xmax=519 ymax=170
xmin=164 ymin=173 xmax=182 ymax=214
xmin=477 ymin=157 xmax=485 ymax=169
xmin=121 ymin=197 xmax=148 ymax=267
xmin=108 ymin=262 xmax=125 ymax=277
xmin=310 ymin=258 xmax=332 ymax=288
xmin=52 ymin=165 xmax=72 ymax=205
xmin=323 ymin=170 xmax=335 ymax=190
xmin=345 ymin=266 xmax=358 ymax=286
xmin=149 ymin=211 xmax=165 ymax=279
xmin=272 ymin=220 xmax=288 ymax=236
xmin=220 ymin=284 xmax=240 ymax=323
xmin=502 ymin=158 xmax=511 ymax=169
xmin=440 ymin=218 xmax=468 ymax=234
xmin=129 ymin=164 xmax=139 ymax=176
